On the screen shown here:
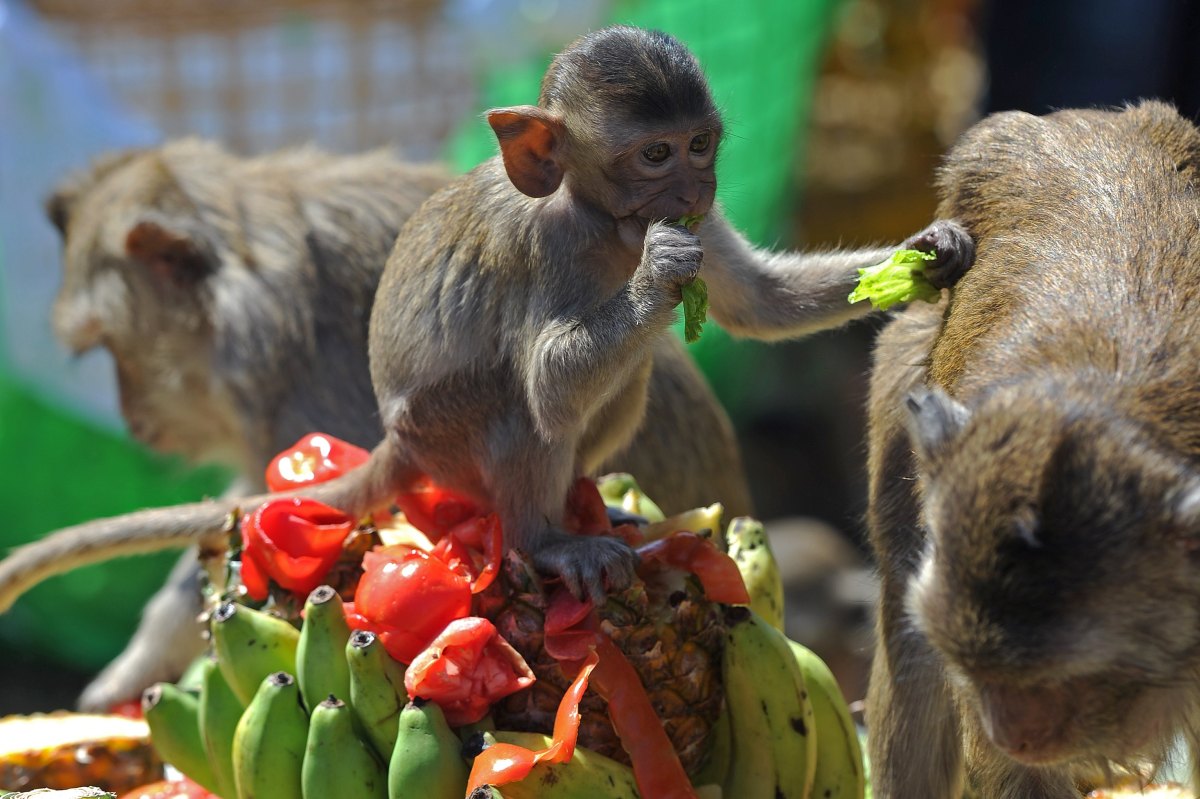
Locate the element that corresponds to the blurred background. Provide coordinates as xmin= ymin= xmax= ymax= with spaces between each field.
xmin=0 ymin=0 xmax=1195 ymax=714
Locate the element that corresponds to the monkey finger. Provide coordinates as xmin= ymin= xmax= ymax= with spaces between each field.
xmin=906 ymin=219 xmax=976 ymax=289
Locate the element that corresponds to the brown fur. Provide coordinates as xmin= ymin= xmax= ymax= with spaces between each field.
xmin=866 ymin=100 xmax=1200 ymax=799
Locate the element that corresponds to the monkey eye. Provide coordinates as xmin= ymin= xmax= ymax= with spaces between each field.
xmin=689 ymin=132 xmax=713 ymax=153
xmin=642 ymin=142 xmax=671 ymax=163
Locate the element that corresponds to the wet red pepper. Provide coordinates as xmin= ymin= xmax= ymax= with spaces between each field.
xmin=637 ymin=531 xmax=751 ymax=605
xmin=543 ymin=591 xmax=698 ymax=799
xmin=466 ymin=649 xmax=599 ymax=791
xmin=344 ymin=546 xmax=472 ymax=663
xmin=241 ymin=497 xmax=354 ymax=601
xmin=264 ymin=433 xmax=369 ymax=492
xmin=394 ymin=475 xmax=480 ymax=537
xmin=117 ymin=777 xmax=218 ymax=799
xmin=405 ymin=616 xmax=536 ymax=727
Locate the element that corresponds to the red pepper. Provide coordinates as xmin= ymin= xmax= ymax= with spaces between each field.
xmin=117 ymin=778 xmax=218 ymax=799
xmin=241 ymin=497 xmax=354 ymax=601
xmin=637 ymin=531 xmax=751 ymax=605
xmin=562 ymin=476 xmax=611 ymax=536
xmin=542 ymin=591 xmax=697 ymax=799
xmin=405 ymin=616 xmax=536 ymax=727
xmin=466 ymin=649 xmax=599 ymax=791
xmin=456 ymin=514 xmax=503 ymax=594
xmin=394 ymin=475 xmax=480 ymax=537
xmin=344 ymin=546 xmax=472 ymax=663
xmin=590 ymin=635 xmax=698 ymax=799
xmin=264 ymin=433 xmax=369 ymax=492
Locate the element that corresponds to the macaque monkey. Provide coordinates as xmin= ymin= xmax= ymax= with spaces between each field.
xmin=45 ymin=138 xmax=753 ymax=710
xmin=11 ymin=25 xmax=971 ymax=709
xmin=866 ymin=100 xmax=1200 ymax=799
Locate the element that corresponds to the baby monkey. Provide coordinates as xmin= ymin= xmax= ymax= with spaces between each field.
xmin=866 ymin=100 xmax=1200 ymax=799
xmin=0 ymin=26 xmax=972 ymax=626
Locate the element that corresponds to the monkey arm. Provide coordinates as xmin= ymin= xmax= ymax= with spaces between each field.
xmin=524 ymin=290 xmax=672 ymax=443
xmin=698 ymin=214 xmax=891 ymax=341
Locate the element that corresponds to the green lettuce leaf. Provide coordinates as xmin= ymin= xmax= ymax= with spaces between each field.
xmin=847 ymin=248 xmax=941 ymax=311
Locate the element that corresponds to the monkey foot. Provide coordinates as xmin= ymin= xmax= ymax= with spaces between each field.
xmin=532 ymin=530 xmax=640 ymax=605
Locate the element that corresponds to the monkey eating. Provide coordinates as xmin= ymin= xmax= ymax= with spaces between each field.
xmin=45 ymin=136 xmax=756 ymax=710
xmin=6 ymin=25 xmax=973 ymax=706
xmin=865 ymin=100 xmax=1200 ymax=799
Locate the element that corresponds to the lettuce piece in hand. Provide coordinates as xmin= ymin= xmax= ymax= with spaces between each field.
xmin=681 ymin=277 xmax=709 ymax=344
xmin=674 ymin=214 xmax=709 ymax=343
xmin=847 ymin=248 xmax=941 ymax=311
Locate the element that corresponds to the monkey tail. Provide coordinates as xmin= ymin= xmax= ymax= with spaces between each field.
xmin=0 ymin=437 xmax=415 ymax=613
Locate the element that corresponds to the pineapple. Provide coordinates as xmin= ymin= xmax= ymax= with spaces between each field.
xmin=0 ymin=712 xmax=163 ymax=794
xmin=478 ymin=549 xmax=726 ymax=775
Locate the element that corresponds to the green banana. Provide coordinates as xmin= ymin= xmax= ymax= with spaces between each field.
xmin=141 ymin=682 xmax=221 ymax=795
xmin=346 ymin=629 xmax=409 ymax=760
xmin=232 ymin=671 xmax=309 ymax=799
xmin=486 ymin=731 xmax=640 ymax=798
xmin=722 ymin=607 xmax=816 ymax=799
xmin=688 ymin=699 xmax=731 ymax=788
xmin=211 ymin=601 xmax=301 ymax=705
xmin=297 ymin=585 xmax=353 ymax=713
xmin=302 ymin=696 xmax=388 ymax=799
xmin=595 ymin=472 xmax=665 ymax=523
xmin=198 ymin=655 xmax=243 ymax=799
xmin=726 ymin=516 xmax=785 ymax=630
xmin=388 ymin=699 xmax=469 ymax=799
xmin=789 ymin=639 xmax=866 ymax=799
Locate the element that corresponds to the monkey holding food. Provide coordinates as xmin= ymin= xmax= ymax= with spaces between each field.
xmin=46 ymin=137 xmax=754 ymax=710
xmin=866 ymin=100 xmax=1200 ymax=799
xmin=11 ymin=25 xmax=971 ymax=707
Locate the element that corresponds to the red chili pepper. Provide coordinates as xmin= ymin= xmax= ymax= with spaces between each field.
xmin=394 ymin=475 xmax=480 ymax=537
xmin=562 ymin=476 xmax=611 ymax=535
xmin=590 ymin=635 xmax=698 ymax=799
xmin=405 ymin=616 xmax=536 ymax=727
xmin=542 ymin=591 xmax=697 ymax=799
xmin=344 ymin=546 xmax=472 ymax=663
xmin=637 ymin=531 xmax=751 ymax=605
xmin=264 ymin=433 xmax=370 ymax=492
xmin=466 ymin=649 xmax=599 ymax=791
xmin=241 ymin=497 xmax=354 ymax=601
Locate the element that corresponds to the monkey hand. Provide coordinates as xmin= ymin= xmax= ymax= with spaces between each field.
xmin=635 ymin=221 xmax=703 ymax=306
xmin=531 ymin=529 xmax=640 ymax=605
xmin=902 ymin=219 xmax=976 ymax=290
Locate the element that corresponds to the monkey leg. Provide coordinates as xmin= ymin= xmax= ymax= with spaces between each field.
xmin=77 ymin=548 xmax=206 ymax=712
xmin=485 ymin=437 xmax=637 ymax=604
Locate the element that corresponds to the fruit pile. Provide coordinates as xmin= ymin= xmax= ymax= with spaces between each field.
xmin=122 ymin=433 xmax=868 ymax=799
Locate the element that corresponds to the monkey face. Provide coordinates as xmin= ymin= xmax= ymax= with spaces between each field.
xmin=597 ymin=123 xmax=721 ymax=226
xmin=904 ymin=386 xmax=1200 ymax=765
xmin=47 ymin=154 xmax=248 ymax=467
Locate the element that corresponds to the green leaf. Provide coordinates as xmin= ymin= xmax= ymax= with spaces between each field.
xmin=682 ymin=277 xmax=709 ymax=344
xmin=847 ymin=248 xmax=941 ymax=311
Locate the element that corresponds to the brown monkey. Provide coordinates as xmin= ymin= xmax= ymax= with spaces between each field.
xmin=47 ymin=138 xmax=753 ymax=710
xmin=5 ymin=26 xmax=971 ymax=686
xmin=865 ymin=100 xmax=1200 ymax=799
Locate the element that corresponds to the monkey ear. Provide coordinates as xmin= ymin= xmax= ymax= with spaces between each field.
xmin=124 ymin=215 xmax=215 ymax=284
xmin=486 ymin=105 xmax=567 ymax=198
xmin=45 ymin=189 xmax=74 ymax=237
xmin=905 ymin=386 xmax=971 ymax=461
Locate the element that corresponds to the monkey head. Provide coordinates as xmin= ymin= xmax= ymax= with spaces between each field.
xmin=45 ymin=147 xmax=250 ymax=468
xmin=485 ymin=26 xmax=723 ymax=239
xmin=903 ymin=384 xmax=1200 ymax=767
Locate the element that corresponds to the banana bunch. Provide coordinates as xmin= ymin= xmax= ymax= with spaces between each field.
xmin=705 ymin=515 xmax=867 ymax=799
xmin=142 ymin=585 xmax=464 ymax=799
